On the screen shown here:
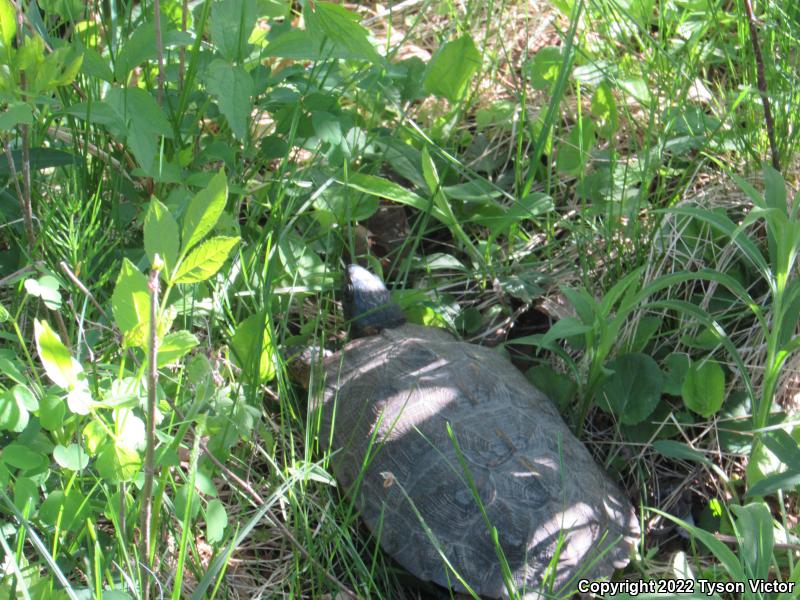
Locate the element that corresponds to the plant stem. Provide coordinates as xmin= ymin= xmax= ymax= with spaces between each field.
xmin=742 ymin=0 xmax=780 ymax=171
xmin=139 ymin=268 xmax=160 ymax=600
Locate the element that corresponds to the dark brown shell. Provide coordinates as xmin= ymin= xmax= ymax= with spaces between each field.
xmin=319 ymin=324 xmax=639 ymax=598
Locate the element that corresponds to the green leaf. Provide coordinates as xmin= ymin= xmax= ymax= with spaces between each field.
xmin=10 ymin=385 xmax=36 ymax=413
xmin=0 ymin=388 xmax=29 ymax=432
xmin=144 ymin=196 xmax=180 ymax=274
xmin=39 ymin=489 xmax=91 ymax=531
xmin=114 ymin=22 xmax=193 ymax=79
xmin=230 ymin=312 xmax=276 ymax=383
xmin=304 ymin=1 xmax=381 ymax=65
xmin=105 ymin=86 xmax=173 ymax=173
xmin=96 ymin=441 xmax=141 ymax=483
xmin=0 ymin=102 xmax=32 ymax=130
xmin=681 ymin=358 xmax=725 ymax=417
xmin=53 ymin=443 xmax=89 ymax=471
xmin=525 ymin=364 xmax=576 ymax=411
xmin=34 ymin=319 xmax=81 ymax=389
xmin=206 ymin=498 xmax=228 ymax=543
xmin=265 ymin=29 xmax=359 ymax=61
xmin=181 ymin=169 xmax=228 ymax=255
xmin=77 ymin=41 xmax=114 ymax=82
xmin=158 ymin=330 xmax=199 ymax=367
xmin=13 ymin=477 xmax=38 ymax=514
xmin=38 ymin=393 xmax=66 ymax=431
xmin=663 ymin=352 xmax=690 ymax=396
xmin=537 ymin=316 xmax=593 ymax=348
xmin=746 ymin=470 xmax=800 ymax=497
xmin=730 ymin=503 xmax=773 ymax=581
xmin=0 ymin=148 xmax=78 ymax=176
xmin=424 ymin=35 xmax=481 ymax=102
xmin=556 ymin=117 xmax=595 ymax=176
xmin=344 ymin=173 xmax=452 ymax=226
xmin=0 ymin=0 xmax=16 ymax=48
xmin=111 ymin=258 xmax=151 ymax=335
xmin=652 ymin=440 xmax=713 ymax=466
xmin=598 ymin=352 xmax=663 ymax=424
xmin=590 ymin=80 xmax=618 ymax=137
xmin=210 ymin=0 xmax=256 ymax=62
xmin=1 ymin=443 xmax=47 ymax=472
xmin=24 ymin=275 xmax=62 ymax=309
xmin=204 ymin=59 xmax=253 ymax=141
xmin=763 ymin=165 xmax=787 ymax=212
xmin=173 ymin=236 xmax=239 ymax=284
xmin=258 ymin=0 xmax=289 ymax=18
xmin=527 ymin=46 xmax=562 ymax=90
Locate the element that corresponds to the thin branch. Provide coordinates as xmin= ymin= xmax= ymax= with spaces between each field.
xmin=153 ymin=0 xmax=165 ymax=105
xmin=742 ymin=0 xmax=780 ymax=171
xmin=139 ymin=269 xmax=161 ymax=600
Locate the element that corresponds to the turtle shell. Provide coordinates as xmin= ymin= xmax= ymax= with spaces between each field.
xmin=318 ymin=323 xmax=639 ymax=598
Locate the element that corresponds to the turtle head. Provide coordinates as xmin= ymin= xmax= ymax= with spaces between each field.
xmin=343 ymin=264 xmax=406 ymax=337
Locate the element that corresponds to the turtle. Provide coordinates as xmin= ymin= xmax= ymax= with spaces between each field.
xmin=309 ymin=264 xmax=639 ymax=598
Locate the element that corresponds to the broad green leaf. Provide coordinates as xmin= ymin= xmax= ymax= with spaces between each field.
xmin=557 ymin=117 xmax=595 ymax=176
xmin=0 ymin=388 xmax=28 ymax=432
xmin=265 ymin=29 xmax=359 ymax=61
xmin=590 ymin=80 xmax=618 ymax=137
xmin=210 ymin=0 xmax=257 ymax=62
xmin=0 ymin=148 xmax=78 ymax=176
xmin=173 ymin=236 xmax=239 ymax=284
xmin=10 ymin=384 xmax=36 ymax=411
xmin=730 ymin=503 xmax=773 ymax=581
xmin=276 ymin=235 xmax=333 ymax=288
xmin=537 ymin=316 xmax=592 ymax=348
xmin=598 ymin=352 xmax=663 ymax=424
xmin=525 ymin=364 xmax=576 ymax=411
xmin=67 ymin=382 xmax=94 ymax=415
xmin=0 ymin=0 xmax=15 ymax=48
xmin=34 ymin=320 xmax=81 ymax=389
xmin=13 ymin=477 xmax=37 ymax=514
xmin=96 ymin=441 xmax=141 ymax=483
xmin=344 ymin=173 xmax=452 ymax=226
xmin=114 ymin=22 xmax=192 ymax=79
xmin=105 ymin=87 xmax=173 ymax=173
xmin=0 ymin=102 xmax=32 ymax=130
xmin=761 ymin=429 xmax=800 ymax=465
xmin=681 ymin=358 xmax=725 ymax=417
xmin=144 ymin=197 xmax=180 ymax=273
xmin=111 ymin=258 xmax=151 ymax=335
xmin=24 ymin=275 xmax=61 ymax=309
xmin=39 ymin=489 xmax=91 ymax=531
xmin=53 ymin=443 xmax=89 ymax=471
xmin=763 ymin=165 xmax=787 ymax=212
xmin=258 ymin=0 xmax=289 ymax=18
xmin=78 ymin=41 xmax=114 ymax=82
xmin=304 ymin=1 xmax=381 ymax=65
xmin=424 ymin=35 xmax=481 ymax=102
xmin=158 ymin=330 xmax=199 ymax=367
xmin=230 ymin=312 xmax=276 ymax=383
xmin=116 ymin=408 xmax=146 ymax=451
xmin=527 ymin=46 xmax=562 ymax=90
xmin=652 ymin=440 xmax=713 ymax=466
xmin=1 ymin=443 xmax=47 ymax=472
xmin=746 ymin=470 xmax=800 ymax=497
xmin=204 ymin=59 xmax=253 ymax=141
xmin=206 ymin=498 xmax=228 ymax=543
xmin=181 ymin=169 xmax=228 ymax=255
xmin=175 ymin=483 xmax=201 ymax=520
xmin=662 ymin=352 xmax=690 ymax=396
xmin=38 ymin=394 xmax=65 ymax=431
